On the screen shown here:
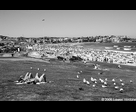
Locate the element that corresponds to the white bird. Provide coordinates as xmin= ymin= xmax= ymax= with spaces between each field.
xmin=121 ymin=83 xmax=124 ymax=86
xmin=119 ymin=79 xmax=123 ymax=82
xmin=30 ymin=67 xmax=33 ymax=69
xmin=44 ymin=69 xmax=46 ymax=71
xmin=104 ymin=81 xmax=107 ymax=85
xmin=112 ymin=79 xmax=115 ymax=82
xmin=37 ymin=68 xmax=40 ymax=70
xmin=83 ymin=78 xmax=86 ymax=83
xmin=130 ymin=80 xmax=133 ymax=83
xmin=99 ymin=78 xmax=104 ymax=83
xmin=91 ymin=77 xmax=94 ymax=82
xmin=93 ymin=78 xmax=97 ymax=82
xmin=77 ymin=72 xmax=80 ymax=74
xmin=86 ymin=81 xmax=90 ymax=85
xmin=76 ymin=75 xmax=79 ymax=78
xmin=105 ymin=78 xmax=108 ymax=81
xmin=114 ymin=86 xmax=119 ymax=89
xmin=113 ymin=83 xmax=116 ymax=85
xmin=102 ymin=85 xmax=107 ymax=88
xmin=119 ymin=88 xmax=124 ymax=92
xmin=92 ymin=84 xmax=96 ymax=87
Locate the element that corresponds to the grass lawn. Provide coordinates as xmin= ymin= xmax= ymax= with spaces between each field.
xmin=0 ymin=58 xmax=136 ymax=101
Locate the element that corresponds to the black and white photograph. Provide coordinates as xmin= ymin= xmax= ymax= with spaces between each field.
xmin=0 ymin=10 xmax=136 ymax=101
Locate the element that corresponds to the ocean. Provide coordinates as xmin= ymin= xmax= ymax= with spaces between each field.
xmin=80 ymin=42 xmax=136 ymax=52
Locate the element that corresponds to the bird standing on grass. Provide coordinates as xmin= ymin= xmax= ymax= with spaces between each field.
xmin=104 ymin=81 xmax=107 ymax=85
xmin=114 ymin=86 xmax=119 ymax=90
xmin=105 ymin=78 xmax=108 ymax=81
xmin=76 ymin=75 xmax=79 ymax=79
xmin=83 ymin=78 xmax=86 ymax=83
xmin=130 ymin=80 xmax=133 ymax=83
xmin=102 ymin=85 xmax=107 ymax=88
xmin=119 ymin=79 xmax=123 ymax=82
xmin=112 ymin=79 xmax=115 ymax=82
xmin=92 ymin=84 xmax=96 ymax=87
xmin=44 ymin=69 xmax=46 ymax=71
xmin=91 ymin=77 xmax=94 ymax=82
xmin=113 ymin=82 xmax=116 ymax=86
xmin=86 ymin=81 xmax=90 ymax=85
xmin=119 ymin=88 xmax=124 ymax=93
xmin=121 ymin=83 xmax=125 ymax=86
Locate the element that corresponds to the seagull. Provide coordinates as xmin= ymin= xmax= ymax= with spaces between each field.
xmin=104 ymin=81 xmax=107 ymax=85
xmin=99 ymin=78 xmax=104 ymax=83
xmin=112 ymin=79 xmax=115 ymax=82
xmin=99 ymin=78 xmax=102 ymax=81
xmin=37 ymin=68 xmax=40 ymax=70
xmin=83 ymin=78 xmax=86 ymax=83
xmin=30 ymin=67 xmax=33 ymax=69
xmin=113 ymin=82 xmax=116 ymax=85
xmin=91 ymin=77 xmax=94 ymax=82
xmin=114 ymin=86 xmax=119 ymax=89
xmin=119 ymin=79 xmax=123 ymax=82
xmin=92 ymin=84 xmax=96 ymax=87
xmin=105 ymin=78 xmax=108 ymax=81
xmin=102 ymin=85 xmax=107 ymax=88
xmin=121 ymin=83 xmax=124 ymax=86
xmin=86 ymin=81 xmax=90 ymax=85
xmin=76 ymin=75 xmax=79 ymax=78
xmin=93 ymin=78 xmax=97 ymax=82
xmin=44 ymin=69 xmax=46 ymax=71
xmin=130 ymin=80 xmax=133 ymax=83
xmin=119 ymin=88 xmax=124 ymax=93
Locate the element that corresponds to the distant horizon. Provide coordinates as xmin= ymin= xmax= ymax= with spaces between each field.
xmin=1 ymin=10 xmax=136 ymax=38
xmin=1 ymin=34 xmax=136 ymax=39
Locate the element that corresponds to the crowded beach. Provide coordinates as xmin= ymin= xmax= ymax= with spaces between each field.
xmin=27 ymin=43 xmax=136 ymax=66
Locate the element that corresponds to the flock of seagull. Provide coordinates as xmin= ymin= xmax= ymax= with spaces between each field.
xmin=76 ymin=69 xmax=133 ymax=93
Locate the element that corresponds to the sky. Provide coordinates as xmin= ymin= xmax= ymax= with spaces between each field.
xmin=0 ymin=10 xmax=136 ymax=37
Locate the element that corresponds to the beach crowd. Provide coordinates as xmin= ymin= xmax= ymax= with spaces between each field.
xmin=28 ymin=44 xmax=136 ymax=66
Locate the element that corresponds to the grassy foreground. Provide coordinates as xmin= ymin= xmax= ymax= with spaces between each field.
xmin=0 ymin=58 xmax=136 ymax=101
